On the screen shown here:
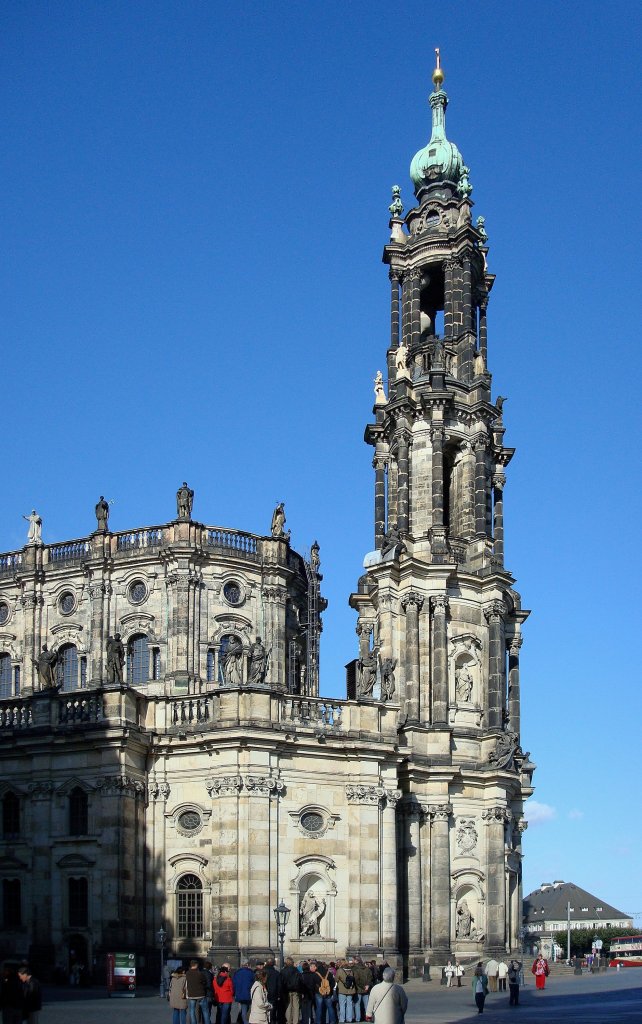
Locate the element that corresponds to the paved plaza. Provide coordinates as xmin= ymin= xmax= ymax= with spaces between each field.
xmin=40 ymin=971 xmax=642 ymax=1024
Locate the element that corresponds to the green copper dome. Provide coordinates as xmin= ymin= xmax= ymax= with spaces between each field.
xmin=410 ymin=57 xmax=465 ymax=192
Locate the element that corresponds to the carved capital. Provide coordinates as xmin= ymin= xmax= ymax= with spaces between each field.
xmin=384 ymin=788 xmax=402 ymax=809
xmin=482 ymin=806 xmax=512 ymax=825
xmin=372 ymin=455 xmax=387 ymax=471
xmin=356 ymin=622 xmax=373 ymax=639
xmin=206 ymin=776 xmax=243 ymax=797
xmin=492 ymin=473 xmax=506 ymax=491
xmin=430 ymin=595 xmax=449 ymax=614
xmin=401 ymin=592 xmax=424 ymax=613
xmin=509 ymin=636 xmax=523 ymax=655
xmin=389 ymin=268 xmax=402 ymax=284
xmin=428 ymin=803 xmax=453 ymax=822
xmin=148 ymin=781 xmax=171 ymax=800
xmin=473 ymin=432 xmax=488 ymax=453
xmin=96 ymin=775 xmax=145 ymax=796
xmin=263 ymin=586 xmax=287 ymax=602
xmin=28 ymin=781 xmax=54 ymax=798
xmin=408 ymin=267 xmax=421 ymax=282
xmin=430 ymin=424 xmax=445 ymax=446
xmin=484 ymin=600 xmax=505 ymax=624
xmin=345 ymin=784 xmax=386 ymax=806
xmin=516 ymin=819 xmax=528 ymax=834
xmin=243 ymin=775 xmax=285 ymax=797
xmin=443 ymin=256 xmax=462 ymax=273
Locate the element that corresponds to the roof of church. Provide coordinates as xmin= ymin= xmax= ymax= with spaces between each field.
xmin=523 ymin=880 xmax=632 ymax=925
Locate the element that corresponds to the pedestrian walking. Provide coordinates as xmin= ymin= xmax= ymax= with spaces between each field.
xmin=455 ymin=961 xmax=464 ymax=988
xmin=508 ymin=960 xmax=521 ymax=1006
xmin=485 ymin=959 xmax=498 ymax=993
xmin=531 ymin=955 xmax=549 ymax=990
xmin=365 ymin=968 xmax=407 ymax=1024
xmin=169 ymin=968 xmax=188 ymax=1024
xmin=444 ymin=961 xmax=454 ymax=988
xmin=471 ymin=963 xmax=488 ymax=1015
xmin=17 ymin=966 xmax=42 ymax=1024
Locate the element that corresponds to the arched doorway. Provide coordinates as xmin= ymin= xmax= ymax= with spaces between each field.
xmin=67 ymin=933 xmax=88 ymax=984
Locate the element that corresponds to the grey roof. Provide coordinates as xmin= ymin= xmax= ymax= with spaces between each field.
xmin=523 ymin=881 xmax=632 ymax=926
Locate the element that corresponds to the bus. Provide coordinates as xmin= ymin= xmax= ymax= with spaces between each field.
xmin=608 ymin=936 xmax=642 ymax=967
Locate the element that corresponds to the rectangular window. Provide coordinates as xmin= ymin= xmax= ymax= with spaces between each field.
xmin=177 ymin=890 xmax=203 ymax=938
xmin=14 ymin=666 xmax=20 ymax=695
xmin=2 ymin=879 xmax=21 ymax=928
xmin=68 ymin=877 xmax=88 ymax=927
xmin=80 ymin=658 xmax=87 ymax=687
xmin=153 ymin=649 xmax=161 ymax=680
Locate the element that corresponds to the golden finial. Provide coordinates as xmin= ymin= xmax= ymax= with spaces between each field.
xmin=432 ymin=47 xmax=444 ymax=88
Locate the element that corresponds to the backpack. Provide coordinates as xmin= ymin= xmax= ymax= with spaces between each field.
xmin=319 ymin=973 xmax=331 ymax=997
xmin=344 ymin=973 xmax=355 ymax=990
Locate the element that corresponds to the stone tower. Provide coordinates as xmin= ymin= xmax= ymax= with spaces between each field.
xmin=350 ymin=52 xmax=535 ymax=965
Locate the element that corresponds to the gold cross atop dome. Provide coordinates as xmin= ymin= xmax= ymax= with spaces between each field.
xmin=433 ymin=47 xmax=444 ymax=89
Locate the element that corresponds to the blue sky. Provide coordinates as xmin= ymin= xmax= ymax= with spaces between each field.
xmin=1 ymin=2 xmax=641 ymax=924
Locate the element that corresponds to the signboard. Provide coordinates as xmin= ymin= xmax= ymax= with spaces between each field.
xmin=107 ymin=952 xmax=136 ymax=997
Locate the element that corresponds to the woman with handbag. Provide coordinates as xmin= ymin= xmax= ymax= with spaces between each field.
xmin=365 ymin=968 xmax=407 ymax=1024
xmin=249 ymin=970 xmax=270 ymax=1024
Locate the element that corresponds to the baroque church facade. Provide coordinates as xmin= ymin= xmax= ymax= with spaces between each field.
xmin=0 ymin=57 xmax=534 ymax=978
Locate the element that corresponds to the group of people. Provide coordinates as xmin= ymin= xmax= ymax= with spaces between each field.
xmin=468 ymin=960 xmax=524 ymax=1014
xmin=0 ymin=964 xmax=42 ymax=1024
xmin=167 ymin=957 xmax=407 ymax=1024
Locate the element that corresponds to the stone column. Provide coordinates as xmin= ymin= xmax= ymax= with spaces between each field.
xmin=459 ymin=255 xmax=474 ymax=382
xmin=356 ymin=621 xmax=372 ymax=661
xmin=21 ymin=592 xmax=41 ymax=692
xmin=374 ymin=450 xmax=387 ymax=549
xmin=492 ymin=473 xmax=506 ymax=565
xmin=482 ymin=807 xmax=510 ymax=953
xmin=88 ymin=581 xmax=108 ymax=686
xmin=484 ymin=601 xmax=506 ymax=730
xmin=473 ymin=434 xmax=488 ymax=537
xmin=147 ymin=781 xmax=171 ymax=931
xmin=508 ymin=636 xmax=522 ymax=735
xmin=396 ymin=431 xmax=410 ymax=535
xmin=346 ymin=786 xmax=384 ymax=948
xmin=479 ymin=299 xmax=488 ymax=363
xmin=443 ymin=259 xmax=455 ymax=338
xmin=207 ymin=776 xmax=243 ymax=954
xmin=410 ymin=269 xmax=421 ymax=349
xmin=390 ymin=269 xmax=401 ymax=349
xmin=401 ymin=273 xmax=412 ymax=348
xmin=263 ymin=586 xmax=287 ymax=688
xmin=406 ymin=803 xmax=423 ymax=953
xmin=430 ymin=596 xmax=449 ymax=725
xmin=27 ymin=782 xmax=54 ymax=947
xmin=401 ymin=593 xmax=423 ymax=723
xmin=387 ymin=458 xmax=398 ymax=529
xmin=420 ymin=806 xmax=432 ymax=949
xmin=430 ymin=425 xmax=445 ymax=529
xmin=430 ymin=804 xmax=453 ymax=954
xmin=381 ymin=788 xmax=401 ymax=952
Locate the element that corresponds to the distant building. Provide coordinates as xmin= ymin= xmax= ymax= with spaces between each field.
xmin=524 ymin=881 xmax=633 ymax=937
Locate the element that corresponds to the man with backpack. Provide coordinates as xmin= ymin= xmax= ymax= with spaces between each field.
xmin=281 ymin=957 xmax=303 ymax=1024
xmin=311 ymin=962 xmax=336 ymax=1024
xmin=335 ymin=960 xmax=357 ymax=1023
xmin=351 ymin=960 xmax=372 ymax=1023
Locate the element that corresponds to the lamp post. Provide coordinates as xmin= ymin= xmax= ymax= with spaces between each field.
xmin=157 ymin=925 xmax=167 ymax=998
xmin=273 ymin=899 xmax=290 ymax=968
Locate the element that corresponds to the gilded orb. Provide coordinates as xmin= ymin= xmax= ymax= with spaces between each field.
xmin=432 ymin=66 xmax=444 ymax=88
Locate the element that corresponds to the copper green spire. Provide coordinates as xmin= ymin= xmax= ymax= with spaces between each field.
xmin=409 ymin=49 xmax=465 ymax=193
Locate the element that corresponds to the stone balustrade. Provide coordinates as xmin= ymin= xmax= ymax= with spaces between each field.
xmin=48 ymin=539 xmax=91 ymax=564
xmin=0 ymin=551 xmax=22 ymax=576
xmin=58 ymin=695 xmax=104 ymax=724
xmin=0 ymin=701 xmax=32 ymax=729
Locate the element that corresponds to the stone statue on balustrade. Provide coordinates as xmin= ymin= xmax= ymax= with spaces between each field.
xmin=380 ymin=656 xmax=396 ymax=701
xmin=310 ymin=540 xmax=320 ymax=572
xmin=222 ymin=635 xmax=244 ymax=686
xmin=23 ymin=510 xmax=42 ymax=545
xmin=271 ymin=502 xmax=286 ymax=538
xmin=33 ymin=645 xmax=58 ymax=690
xmin=247 ymin=636 xmax=268 ymax=685
xmin=106 ymin=633 xmax=125 ymax=684
xmin=299 ymin=890 xmax=326 ymax=937
xmin=176 ymin=481 xmax=194 ymax=520
xmin=357 ymin=649 xmax=377 ymax=698
xmin=95 ymin=496 xmax=110 ymax=533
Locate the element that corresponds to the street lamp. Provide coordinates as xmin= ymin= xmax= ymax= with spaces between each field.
xmin=157 ymin=925 xmax=167 ymax=998
xmin=273 ymin=899 xmax=290 ymax=967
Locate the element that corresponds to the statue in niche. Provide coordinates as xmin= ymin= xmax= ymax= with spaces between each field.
xmin=176 ymin=482 xmax=194 ymax=520
xmin=432 ymin=335 xmax=445 ymax=369
xmin=271 ymin=502 xmax=286 ymax=538
xmin=455 ymin=663 xmax=474 ymax=703
xmin=380 ymin=656 xmax=396 ymax=701
xmin=222 ymin=636 xmax=244 ymax=686
xmin=456 ymin=898 xmax=473 ymax=938
xmin=381 ymin=523 xmax=406 ymax=559
xmin=95 ymin=495 xmax=110 ymax=532
xmin=33 ymin=645 xmax=58 ymax=690
xmin=23 ymin=510 xmax=42 ymax=545
xmin=299 ymin=889 xmax=326 ymax=937
xmin=247 ymin=636 xmax=267 ymax=685
xmin=473 ymin=350 xmax=485 ymax=376
xmin=357 ymin=649 xmax=377 ymax=698
xmin=106 ymin=633 xmax=125 ymax=684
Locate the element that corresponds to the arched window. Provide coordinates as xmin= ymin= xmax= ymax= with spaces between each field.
xmin=128 ymin=634 xmax=149 ymax=684
xmin=2 ymin=879 xmax=21 ymax=928
xmin=68 ymin=876 xmax=88 ymax=927
xmin=176 ymin=873 xmax=203 ymax=938
xmin=57 ymin=644 xmax=78 ymax=691
xmin=0 ymin=654 xmax=11 ymax=699
xmin=2 ymin=792 xmax=20 ymax=839
xmin=69 ymin=787 xmax=88 ymax=836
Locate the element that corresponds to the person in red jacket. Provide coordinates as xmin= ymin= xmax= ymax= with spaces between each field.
xmin=213 ymin=965 xmax=235 ymax=1024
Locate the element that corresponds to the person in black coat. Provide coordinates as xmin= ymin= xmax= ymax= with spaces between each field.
xmin=264 ymin=959 xmax=282 ymax=1024
xmin=17 ymin=966 xmax=42 ymax=1024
